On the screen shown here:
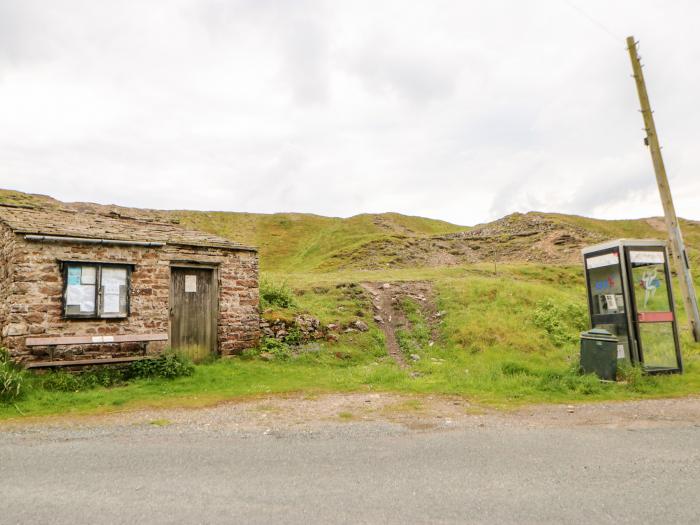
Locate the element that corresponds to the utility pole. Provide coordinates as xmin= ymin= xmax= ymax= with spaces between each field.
xmin=626 ymin=35 xmax=700 ymax=342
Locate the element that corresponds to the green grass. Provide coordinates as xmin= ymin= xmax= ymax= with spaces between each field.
xmin=395 ymin=297 xmax=432 ymax=358
xmin=4 ymin=263 xmax=700 ymax=421
xmin=0 ymin=349 xmax=394 ymax=420
xmin=176 ymin=210 xmax=467 ymax=272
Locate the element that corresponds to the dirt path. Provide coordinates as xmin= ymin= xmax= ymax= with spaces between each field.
xmin=361 ymin=281 xmax=441 ymax=369
xmin=361 ymin=282 xmax=407 ymax=367
xmin=3 ymin=393 xmax=700 ymax=434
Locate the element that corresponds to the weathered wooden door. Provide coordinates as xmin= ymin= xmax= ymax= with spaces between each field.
xmin=170 ymin=267 xmax=217 ymax=362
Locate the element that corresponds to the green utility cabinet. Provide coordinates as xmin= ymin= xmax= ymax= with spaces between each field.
xmin=580 ymin=329 xmax=618 ymax=381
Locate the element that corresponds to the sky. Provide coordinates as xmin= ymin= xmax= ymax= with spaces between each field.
xmin=0 ymin=0 xmax=698 ymax=226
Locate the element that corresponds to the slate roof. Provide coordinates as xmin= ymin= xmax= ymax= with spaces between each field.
xmin=0 ymin=203 xmax=256 ymax=251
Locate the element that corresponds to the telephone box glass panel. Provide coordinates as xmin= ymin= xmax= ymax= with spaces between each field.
xmin=585 ymin=251 xmax=630 ymax=361
xmin=627 ymin=249 xmax=681 ymax=372
xmin=629 ymin=252 xmax=670 ymax=312
xmin=638 ymin=323 xmax=678 ymax=369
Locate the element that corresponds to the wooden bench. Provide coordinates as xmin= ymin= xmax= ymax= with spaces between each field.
xmin=24 ymin=333 xmax=168 ymax=369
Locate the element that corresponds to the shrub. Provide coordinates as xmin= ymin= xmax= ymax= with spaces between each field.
xmin=240 ymin=347 xmax=261 ymax=360
xmin=617 ymin=362 xmax=656 ymax=393
xmin=0 ymin=348 xmax=26 ymax=404
xmin=86 ymin=366 xmax=126 ymax=387
xmin=283 ymin=326 xmax=303 ymax=346
xmin=40 ymin=366 xmax=126 ymax=392
xmin=125 ymin=353 xmax=195 ymax=380
xmin=532 ymin=299 xmax=588 ymax=347
xmin=40 ymin=371 xmax=85 ymax=392
xmin=40 ymin=354 xmax=195 ymax=392
xmin=260 ymin=277 xmax=296 ymax=309
xmin=575 ymin=373 xmax=604 ymax=395
xmin=260 ymin=337 xmax=292 ymax=360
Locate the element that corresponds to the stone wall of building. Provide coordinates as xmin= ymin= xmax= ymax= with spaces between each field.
xmin=0 ymin=223 xmax=19 ymax=351
xmin=0 ymin=233 xmax=259 ymax=363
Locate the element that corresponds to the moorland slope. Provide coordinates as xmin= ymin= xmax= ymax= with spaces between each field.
xmin=2 ymin=188 xmax=697 ymax=272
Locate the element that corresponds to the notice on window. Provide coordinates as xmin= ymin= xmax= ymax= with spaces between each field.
xmin=66 ymin=286 xmax=81 ymax=306
xmin=630 ymin=251 xmax=665 ymax=264
xmin=67 ymin=266 xmax=81 ymax=286
xmin=586 ymin=252 xmax=619 ymax=269
xmin=102 ymin=268 xmax=127 ymax=289
xmin=66 ymin=285 xmax=95 ymax=313
xmin=103 ymin=294 xmax=121 ymax=314
xmin=103 ymin=282 xmax=120 ymax=295
xmin=101 ymin=267 xmax=127 ymax=314
xmin=81 ymin=266 xmax=96 ymax=285
xmin=185 ymin=275 xmax=197 ymax=293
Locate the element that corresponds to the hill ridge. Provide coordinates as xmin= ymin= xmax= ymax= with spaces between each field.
xmin=2 ymin=188 xmax=698 ymax=272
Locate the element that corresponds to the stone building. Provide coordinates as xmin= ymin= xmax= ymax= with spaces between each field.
xmin=0 ymin=202 xmax=259 ymax=366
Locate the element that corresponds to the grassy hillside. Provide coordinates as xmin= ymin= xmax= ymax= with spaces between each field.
xmin=177 ymin=209 xmax=700 ymax=272
xmin=544 ymin=212 xmax=700 ymax=264
xmin=2 ymin=188 xmax=700 ymax=418
xmin=177 ymin=210 xmax=467 ymax=271
xmin=0 ymin=189 xmax=467 ymax=272
xmin=2 ymin=188 xmax=698 ymax=272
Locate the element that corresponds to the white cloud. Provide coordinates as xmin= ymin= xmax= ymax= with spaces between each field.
xmin=0 ymin=0 xmax=698 ymax=225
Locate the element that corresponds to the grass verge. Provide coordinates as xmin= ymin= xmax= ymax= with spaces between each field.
xmin=2 ymin=264 xmax=699 ymax=421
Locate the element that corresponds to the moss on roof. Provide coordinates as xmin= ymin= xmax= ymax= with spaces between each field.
xmin=0 ymin=203 xmax=255 ymax=251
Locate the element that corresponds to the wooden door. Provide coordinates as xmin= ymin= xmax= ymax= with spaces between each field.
xmin=170 ymin=267 xmax=217 ymax=362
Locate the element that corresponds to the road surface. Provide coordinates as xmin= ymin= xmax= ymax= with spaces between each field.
xmin=2 ymin=394 xmax=700 ymax=524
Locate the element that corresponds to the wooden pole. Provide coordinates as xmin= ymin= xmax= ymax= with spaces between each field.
xmin=626 ymin=36 xmax=700 ymax=342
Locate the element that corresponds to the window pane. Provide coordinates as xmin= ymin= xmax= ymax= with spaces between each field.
xmin=100 ymin=267 xmax=128 ymax=316
xmin=629 ymin=252 xmax=670 ymax=312
xmin=81 ymin=266 xmax=96 ymax=284
xmin=640 ymin=323 xmax=678 ymax=369
xmin=65 ymin=265 xmax=96 ymax=315
xmin=587 ymin=262 xmax=625 ymax=315
xmin=592 ymin=322 xmax=630 ymax=361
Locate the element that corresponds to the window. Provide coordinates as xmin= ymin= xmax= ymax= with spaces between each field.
xmin=62 ymin=263 xmax=130 ymax=318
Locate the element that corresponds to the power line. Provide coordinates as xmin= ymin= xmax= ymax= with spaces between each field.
xmin=561 ymin=0 xmax=623 ymax=44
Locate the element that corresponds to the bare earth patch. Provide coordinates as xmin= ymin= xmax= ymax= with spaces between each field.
xmin=2 ymin=394 xmax=700 ymax=434
xmin=361 ymin=281 xmax=439 ymax=368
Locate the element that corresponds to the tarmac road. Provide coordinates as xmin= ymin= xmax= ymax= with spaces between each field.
xmin=2 ymin=398 xmax=700 ymax=524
